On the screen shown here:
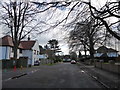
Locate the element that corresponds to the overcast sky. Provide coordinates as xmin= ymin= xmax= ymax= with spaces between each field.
xmin=29 ymin=0 xmax=117 ymax=55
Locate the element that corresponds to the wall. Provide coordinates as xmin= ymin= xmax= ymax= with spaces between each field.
xmin=107 ymin=52 xmax=119 ymax=57
xmin=9 ymin=48 xmax=23 ymax=59
xmin=32 ymin=41 xmax=40 ymax=65
xmin=95 ymin=62 xmax=120 ymax=74
xmin=40 ymin=59 xmax=54 ymax=64
xmin=22 ymin=50 xmax=32 ymax=65
xmin=0 ymin=46 xmax=23 ymax=60
xmin=0 ymin=46 xmax=10 ymax=60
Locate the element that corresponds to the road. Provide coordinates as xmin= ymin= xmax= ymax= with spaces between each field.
xmin=2 ymin=62 xmax=104 ymax=88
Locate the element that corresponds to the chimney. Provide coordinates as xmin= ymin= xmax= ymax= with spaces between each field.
xmin=28 ymin=35 xmax=30 ymax=41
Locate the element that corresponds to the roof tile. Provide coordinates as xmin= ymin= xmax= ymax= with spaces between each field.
xmin=20 ymin=41 xmax=36 ymax=50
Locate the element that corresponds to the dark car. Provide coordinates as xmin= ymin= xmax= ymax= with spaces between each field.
xmin=63 ymin=59 xmax=71 ymax=62
xmin=34 ymin=60 xmax=40 ymax=66
xmin=71 ymin=60 xmax=76 ymax=64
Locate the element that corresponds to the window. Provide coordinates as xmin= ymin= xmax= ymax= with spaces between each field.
xmin=19 ymin=49 xmax=22 ymax=53
xmin=37 ymin=51 xmax=39 ymax=55
xmin=34 ymin=50 xmax=36 ymax=54
xmin=11 ymin=47 xmax=14 ymax=52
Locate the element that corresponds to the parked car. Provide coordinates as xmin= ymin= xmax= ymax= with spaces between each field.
xmin=71 ymin=60 xmax=76 ymax=64
xmin=63 ymin=59 xmax=71 ymax=62
xmin=34 ymin=60 xmax=40 ymax=66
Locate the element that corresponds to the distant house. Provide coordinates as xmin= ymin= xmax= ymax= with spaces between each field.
xmin=94 ymin=46 xmax=119 ymax=58
xmin=0 ymin=35 xmax=23 ymax=60
xmin=0 ymin=35 xmax=40 ymax=66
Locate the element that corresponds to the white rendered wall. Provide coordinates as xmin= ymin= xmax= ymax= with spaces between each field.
xmin=0 ymin=46 xmax=23 ymax=60
xmin=32 ymin=41 xmax=40 ymax=64
xmin=0 ymin=46 xmax=10 ymax=60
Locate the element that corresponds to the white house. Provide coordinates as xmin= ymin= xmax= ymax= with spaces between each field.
xmin=0 ymin=35 xmax=40 ymax=66
xmin=0 ymin=35 xmax=23 ymax=60
xmin=20 ymin=40 xmax=40 ymax=66
xmin=94 ymin=46 xmax=119 ymax=58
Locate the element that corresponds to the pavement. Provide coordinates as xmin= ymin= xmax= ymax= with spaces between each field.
xmin=2 ymin=63 xmax=59 ymax=81
xmin=2 ymin=66 xmax=40 ymax=81
xmin=78 ymin=62 xmax=120 ymax=89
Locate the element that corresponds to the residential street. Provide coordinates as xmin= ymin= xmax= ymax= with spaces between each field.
xmin=2 ymin=62 xmax=104 ymax=88
xmin=1 ymin=0 xmax=120 ymax=89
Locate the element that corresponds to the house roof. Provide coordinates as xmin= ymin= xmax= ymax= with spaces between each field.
xmin=107 ymin=48 xmax=118 ymax=52
xmin=97 ymin=46 xmax=118 ymax=53
xmin=0 ymin=35 xmax=13 ymax=47
xmin=20 ymin=41 xmax=36 ymax=50
xmin=0 ymin=35 xmax=23 ymax=48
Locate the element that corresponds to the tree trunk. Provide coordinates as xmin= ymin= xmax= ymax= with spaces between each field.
xmin=13 ymin=45 xmax=18 ymax=60
xmin=13 ymin=44 xmax=18 ymax=66
xmin=13 ymin=39 xmax=19 ymax=66
xmin=84 ymin=44 xmax=87 ymax=58
xmin=89 ymin=39 xmax=94 ymax=59
xmin=78 ymin=50 xmax=81 ymax=58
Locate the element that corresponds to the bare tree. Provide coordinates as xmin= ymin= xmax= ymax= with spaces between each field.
xmin=68 ymin=16 xmax=108 ymax=58
xmin=0 ymin=1 xmax=39 ymax=60
xmin=31 ymin=1 xmax=120 ymax=41
xmin=0 ymin=0 xmax=65 ymax=60
xmin=84 ymin=1 xmax=120 ymax=40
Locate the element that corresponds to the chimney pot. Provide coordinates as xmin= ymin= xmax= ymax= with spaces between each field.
xmin=28 ymin=35 xmax=30 ymax=41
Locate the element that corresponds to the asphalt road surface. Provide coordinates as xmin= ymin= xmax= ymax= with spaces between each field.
xmin=2 ymin=62 xmax=104 ymax=88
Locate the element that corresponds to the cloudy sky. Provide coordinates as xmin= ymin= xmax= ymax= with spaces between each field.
xmin=29 ymin=0 xmax=117 ymax=55
xmin=0 ymin=0 xmax=118 ymax=55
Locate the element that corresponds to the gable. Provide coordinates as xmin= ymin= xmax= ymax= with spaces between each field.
xmin=32 ymin=40 xmax=40 ymax=51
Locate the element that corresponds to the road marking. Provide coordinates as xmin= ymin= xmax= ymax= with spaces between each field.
xmin=3 ymin=78 xmax=12 ymax=82
xmin=81 ymin=70 xmax=85 ymax=73
xmin=3 ymin=69 xmax=40 ymax=82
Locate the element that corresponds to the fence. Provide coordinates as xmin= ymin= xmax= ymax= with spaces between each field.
xmin=95 ymin=62 xmax=120 ymax=74
xmin=40 ymin=59 xmax=54 ymax=64
xmin=1 ymin=57 xmax=28 ymax=69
